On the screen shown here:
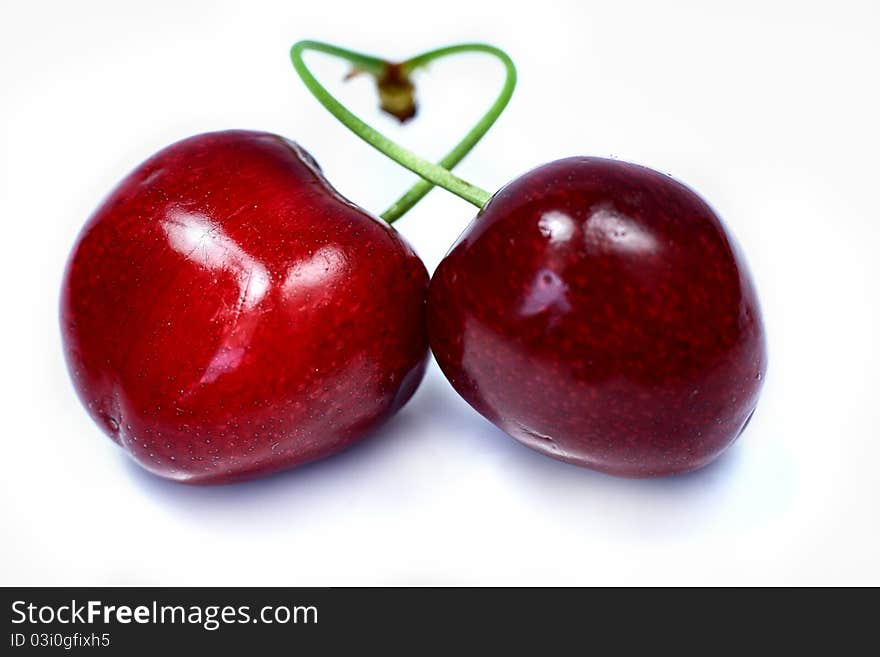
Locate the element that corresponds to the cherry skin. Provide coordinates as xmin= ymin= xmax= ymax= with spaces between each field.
xmin=61 ymin=130 xmax=429 ymax=484
xmin=428 ymin=157 xmax=766 ymax=477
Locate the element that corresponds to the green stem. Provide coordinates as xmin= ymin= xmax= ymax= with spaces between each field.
xmin=290 ymin=40 xmax=515 ymax=222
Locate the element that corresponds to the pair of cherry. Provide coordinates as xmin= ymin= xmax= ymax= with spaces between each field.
xmin=60 ymin=41 xmax=766 ymax=484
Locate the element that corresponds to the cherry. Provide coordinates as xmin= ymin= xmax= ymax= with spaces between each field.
xmin=61 ymin=130 xmax=429 ymax=483
xmin=427 ymin=158 xmax=767 ymax=477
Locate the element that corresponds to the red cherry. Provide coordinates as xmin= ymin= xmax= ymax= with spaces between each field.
xmin=428 ymin=157 xmax=766 ymax=477
xmin=61 ymin=130 xmax=428 ymax=483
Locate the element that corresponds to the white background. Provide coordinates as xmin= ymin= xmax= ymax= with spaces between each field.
xmin=2 ymin=0 xmax=878 ymax=586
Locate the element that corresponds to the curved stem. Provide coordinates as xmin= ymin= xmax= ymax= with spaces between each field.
xmin=289 ymin=40 xmax=387 ymax=77
xmin=290 ymin=40 xmax=513 ymax=220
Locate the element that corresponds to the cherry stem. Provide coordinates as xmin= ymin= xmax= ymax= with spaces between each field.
xmin=290 ymin=40 xmax=516 ymax=222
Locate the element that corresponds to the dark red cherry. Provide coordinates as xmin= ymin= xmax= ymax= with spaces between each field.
xmin=61 ymin=130 xmax=428 ymax=484
xmin=428 ymin=157 xmax=766 ymax=477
